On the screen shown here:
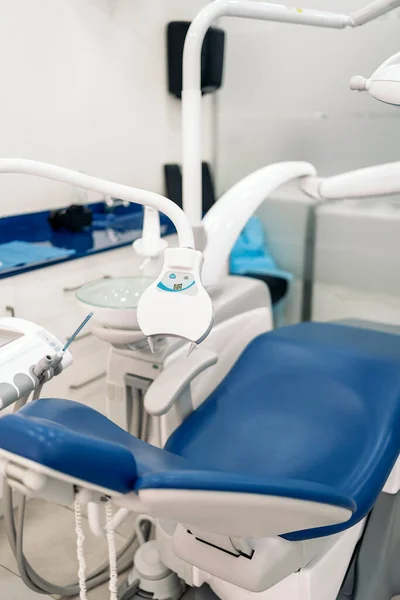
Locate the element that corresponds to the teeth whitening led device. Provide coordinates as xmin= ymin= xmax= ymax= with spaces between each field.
xmin=137 ymin=247 xmax=214 ymax=350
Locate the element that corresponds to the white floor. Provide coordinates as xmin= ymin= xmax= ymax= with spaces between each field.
xmin=0 ymin=498 xmax=138 ymax=599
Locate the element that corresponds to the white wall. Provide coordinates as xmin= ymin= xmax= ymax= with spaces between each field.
xmin=216 ymin=1 xmax=400 ymax=195
xmin=0 ymin=0 xmax=214 ymax=217
xmin=310 ymin=197 xmax=400 ymax=325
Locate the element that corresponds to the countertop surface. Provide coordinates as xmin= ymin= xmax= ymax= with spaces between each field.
xmin=0 ymin=203 xmax=174 ymax=280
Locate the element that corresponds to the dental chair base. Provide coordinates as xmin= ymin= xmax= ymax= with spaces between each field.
xmin=155 ymin=518 xmax=365 ymax=600
xmin=119 ymin=539 xmax=185 ymax=600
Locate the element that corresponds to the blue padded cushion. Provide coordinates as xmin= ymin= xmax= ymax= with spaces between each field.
xmin=0 ymin=399 xmax=189 ymax=493
xmin=166 ymin=322 xmax=400 ymax=540
xmin=0 ymin=322 xmax=400 ymax=541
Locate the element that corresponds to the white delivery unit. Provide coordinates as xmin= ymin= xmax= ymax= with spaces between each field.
xmin=312 ymin=198 xmax=400 ymax=325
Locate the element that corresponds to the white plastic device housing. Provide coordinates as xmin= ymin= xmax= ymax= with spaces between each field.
xmin=0 ymin=317 xmax=72 ymax=410
xmin=349 ymin=51 xmax=400 ymax=105
xmin=137 ymin=248 xmax=214 ymax=344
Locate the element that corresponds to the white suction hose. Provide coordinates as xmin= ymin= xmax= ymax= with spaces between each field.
xmin=201 ymin=161 xmax=316 ymax=287
xmin=0 ymin=159 xmax=194 ymax=249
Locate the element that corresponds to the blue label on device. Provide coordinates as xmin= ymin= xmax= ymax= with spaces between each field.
xmin=157 ymin=271 xmax=196 ymax=292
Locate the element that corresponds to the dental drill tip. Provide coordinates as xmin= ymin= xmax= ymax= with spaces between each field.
xmin=187 ymin=342 xmax=197 ymax=357
xmin=147 ymin=337 xmax=154 ymax=354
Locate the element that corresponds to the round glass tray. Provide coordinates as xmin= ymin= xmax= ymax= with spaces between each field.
xmin=76 ymin=276 xmax=153 ymax=309
xmin=76 ymin=276 xmax=154 ymax=330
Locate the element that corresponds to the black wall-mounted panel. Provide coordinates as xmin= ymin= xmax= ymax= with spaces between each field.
xmin=167 ymin=21 xmax=225 ymax=98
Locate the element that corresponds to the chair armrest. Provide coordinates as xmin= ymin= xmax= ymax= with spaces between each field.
xmin=144 ymin=349 xmax=218 ymax=416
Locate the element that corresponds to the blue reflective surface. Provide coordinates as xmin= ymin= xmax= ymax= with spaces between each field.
xmin=0 ymin=202 xmax=175 ymax=279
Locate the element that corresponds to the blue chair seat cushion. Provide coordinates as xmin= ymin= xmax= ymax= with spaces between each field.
xmin=166 ymin=322 xmax=400 ymax=540
xmin=0 ymin=398 xmax=355 ymax=515
xmin=0 ymin=399 xmax=189 ymax=494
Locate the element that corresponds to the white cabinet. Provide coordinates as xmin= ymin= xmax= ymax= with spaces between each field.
xmin=1 ymin=243 xmax=141 ymax=412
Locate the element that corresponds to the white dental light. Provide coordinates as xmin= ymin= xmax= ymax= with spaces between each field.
xmin=350 ymin=51 xmax=400 ymax=105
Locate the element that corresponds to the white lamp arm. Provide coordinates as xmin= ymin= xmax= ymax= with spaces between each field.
xmin=300 ymin=162 xmax=400 ymax=200
xmin=0 ymin=159 xmax=194 ymax=249
xmin=201 ymin=161 xmax=316 ymax=287
xmin=182 ymin=0 xmax=400 ymax=226
xmin=349 ymin=0 xmax=400 ymax=25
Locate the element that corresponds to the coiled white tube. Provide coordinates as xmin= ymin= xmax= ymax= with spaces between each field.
xmin=105 ymin=501 xmax=118 ymax=600
xmin=74 ymin=500 xmax=88 ymax=600
xmin=0 ymin=159 xmax=194 ymax=249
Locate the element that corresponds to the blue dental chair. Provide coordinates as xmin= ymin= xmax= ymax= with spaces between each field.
xmin=1 ymin=321 xmax=400 ymax=597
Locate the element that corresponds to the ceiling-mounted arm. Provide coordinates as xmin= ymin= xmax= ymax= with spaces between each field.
xmin=201 ymin=161 xmax=316 ymax=287
xmin=349 ymin=0 xmax=400 ymax=25
xmin=0 ymin=159 xmax=194 ymax=249
xmin=182 ymin=0 xmax=400 ymax=226
xmin=300 ymin=162 xmax=400 ymax=200
xmin=182 ymin=0 xmax=349 ymax=226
